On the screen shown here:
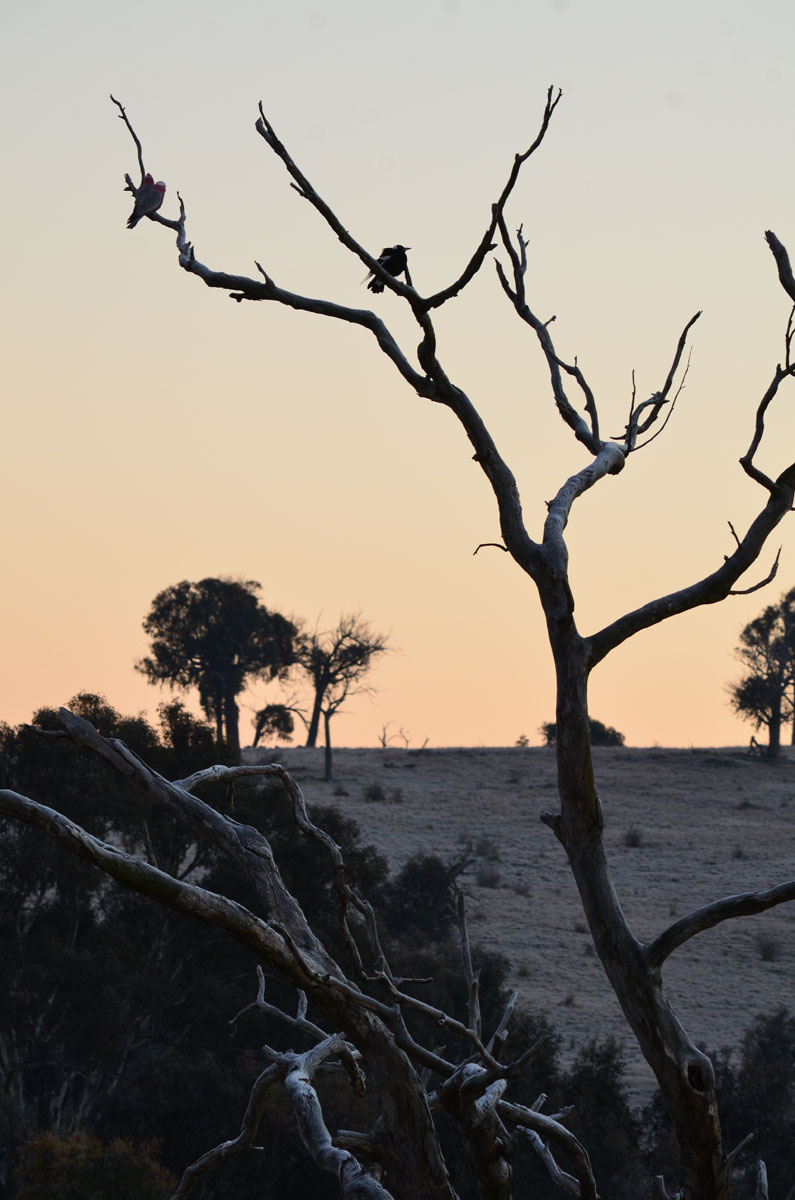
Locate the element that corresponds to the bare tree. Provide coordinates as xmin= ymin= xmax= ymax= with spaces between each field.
xmin=296 ymin=615 xmax=389 ymax=780
xmin=2 ymin=89 xmax=795 ymax=1197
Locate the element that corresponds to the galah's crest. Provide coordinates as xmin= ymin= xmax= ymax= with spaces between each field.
xmin=127 ymin=173 xmax=166 ymax=229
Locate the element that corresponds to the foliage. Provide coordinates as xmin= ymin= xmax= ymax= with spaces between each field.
xmin=376 ymin=852 xmax=462 ymax=940
xmin=14 ymin=1132 xmax=176 ymax=1200
xmin=137 ymin=577 xmax=298 ymax=760
xmin=560 ymin=1039 xmax=645 ymax=1200
xmin=251 ymin=701 xmax=295 ymax=746
xmin=539 ymin=718 xmax=626 ymax=747
xmin=728 ymin=588 xmax=795 ymax=755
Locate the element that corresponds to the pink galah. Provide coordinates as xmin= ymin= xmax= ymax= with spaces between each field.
xmin=127 ymin=173 xmax=166 ymax=229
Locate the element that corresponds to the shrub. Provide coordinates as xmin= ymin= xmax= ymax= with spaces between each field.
xmin=376 ymin=853 xmax=458 ymax=939
xmin=15 ymin=1132 xmax=176 ymax=1200
xmin=756 ymin=933 xmax=781 ymax=962
xmin=476 ymin=862 xmax=501 ymax=888
xmin=539 ymin=718 xmax=626 ymax=747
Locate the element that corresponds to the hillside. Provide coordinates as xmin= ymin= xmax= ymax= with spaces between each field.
xmin=247 ymin=743 xmax=795 ymax=1101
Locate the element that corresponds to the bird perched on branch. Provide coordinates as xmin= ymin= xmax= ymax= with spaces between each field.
xmin=366 ymin=245 xmax=410 ymax=293
xmin=127 ymin=174 xmax=166 ymax=229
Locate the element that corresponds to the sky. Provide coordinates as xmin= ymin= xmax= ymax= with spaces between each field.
xmin=3 ymin=0 xmax=795 ymax=749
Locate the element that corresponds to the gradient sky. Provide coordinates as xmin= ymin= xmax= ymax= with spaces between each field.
xmin=3 ymin=0 xmax=795 ymax=748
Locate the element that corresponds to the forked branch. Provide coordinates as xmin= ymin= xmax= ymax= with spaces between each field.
xmin=588 ymin=261 xmax=795 ymax=667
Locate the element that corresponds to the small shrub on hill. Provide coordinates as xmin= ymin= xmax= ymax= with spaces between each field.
xmin=539 ymin=718 xmax=626 ymax=747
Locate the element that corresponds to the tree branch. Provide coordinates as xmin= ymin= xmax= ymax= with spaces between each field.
xmin=765 ymin=231 xmax=795 ymax=305
xmin=520 ymin=1127 xmax=581 ymax=1196
xmin=495 ymin=215 xmax=601 ymax=456
xmin=588 ymin=460 xmax=795 ymax=668
xmin=255 ymin=105 xmax=416 ymax=303
xmin=422 ymin=86 xmax=562 ymax=309
xmin=171 ymin=1064 xmax=279 ymax=1199
xmin=497 ymin=1099 xmax=597 ymax=1200
xmin=647 ymin=877 xmax=795 ymax=968
xmin=110 ymin=93 xmax=145 ymax=183
xmin=0 ymin=789 xmax=297 ymax=972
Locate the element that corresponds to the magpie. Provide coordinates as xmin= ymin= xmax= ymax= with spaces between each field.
xmin=366 ymin=245 xmax=410 ymax=293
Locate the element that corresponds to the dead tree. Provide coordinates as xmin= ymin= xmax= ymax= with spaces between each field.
xmin=297 ymin=615 xmax=390 ymax=780
xmin=4 ymin=89 xmax=795 ymax=1196
xmin=0 ymin=709 xmax=597 ymax=1199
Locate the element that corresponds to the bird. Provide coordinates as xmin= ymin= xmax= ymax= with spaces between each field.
xmin=127 ymin=174 xmax=166 ymax=229
xmin=365 ymin=245 xmax=410 ymax=293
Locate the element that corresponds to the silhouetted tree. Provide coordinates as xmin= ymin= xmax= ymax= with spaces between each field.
xmin=296 ymin=615 xmax=389 ymax=779
xmin=251 ymin=701 xmax=295 ymax=747
xmin=137 ymin=578 xmax=298 ymax=761
xmin=728 ymin=589 xmax=795 ymax=755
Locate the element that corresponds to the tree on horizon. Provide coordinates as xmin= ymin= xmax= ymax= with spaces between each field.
xmin=295 ymin=614 xmax=389 ymax=779
xmin=729 ymin=588 xmax=795 ymax=755
xmin=136 ymin=577 xmax=298 ymax=762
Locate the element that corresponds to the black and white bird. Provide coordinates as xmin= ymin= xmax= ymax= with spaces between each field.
xmin=366 ymin=245 xmax=410 ymax=293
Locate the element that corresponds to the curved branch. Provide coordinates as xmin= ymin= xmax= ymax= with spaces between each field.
xmin=281 ymin=1038 xmax=395 ymax=1198
xmin=176 ymin=245 xmax=434 ymax=398
xmin=520 ymin=1128 xmax=580 ymax=1196
xmin=0 ymin=789 xmax=297 ymax=971
xmin=588 ymin=467 xmax=795 ymax=667
xmin=111 ymin=93 xmax=145 ymax=183
xmin=422 ymin=86 xmax=563 ymax=309
xmin=620 ymin=314 xmax=701 ymax=452
xmin=55 ymin=708 xmax=327 ymax=942
xmin=495 ymin=217 xmax=601 ymax=456
xmin=765 ymin=230 xmax=795 ymax=305
xmin=497 ymin=1099 xmax=597 ymax=1200
xmin=255 ymin=106 xmax=416 ymax=303
xmin=171 ymin=1064 xmax=279 ymax=1199
xmin=543 ymin=443 xmax=626 ymax=551
xmin=740 ymin=363 xmax=795 ymax=491
xmin=647 ymin=877 xmax=795 ymax=969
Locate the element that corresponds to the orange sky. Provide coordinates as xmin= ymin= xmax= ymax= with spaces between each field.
xmin=3 ymin=0 xmax=795 ymax=748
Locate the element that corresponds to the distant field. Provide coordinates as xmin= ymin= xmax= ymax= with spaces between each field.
xmin=247 ymin=743 xmax=795 ymax=1101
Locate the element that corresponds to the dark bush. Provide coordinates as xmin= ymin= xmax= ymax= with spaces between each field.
xmin=15 ymin=1132 xmax=176 ymax=1200
xmin=539 ymin=718 xmax=626 ymax=747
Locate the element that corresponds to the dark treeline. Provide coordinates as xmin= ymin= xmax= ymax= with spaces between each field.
xmin=1 ymin=695 xmax=793 ymax=1198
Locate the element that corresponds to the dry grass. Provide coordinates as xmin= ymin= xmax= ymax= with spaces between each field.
xmin=247 ymin=742 xmax=795 ymax=1100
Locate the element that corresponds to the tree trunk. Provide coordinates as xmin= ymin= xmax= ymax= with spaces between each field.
xmin=212 ymin=703 xmax=224 ymax=749
xmin=323 ymin=710 xmax=333 ymax=781
xmin=306 ymin=689 xmax=323 ymax=748
xmin=768 ymin=695 xmax=782 ymax=757
xmin=544 ymin=594 xmax=732 ymax=1200
xmin=223 ymin=693 xmax=242 ymax=763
